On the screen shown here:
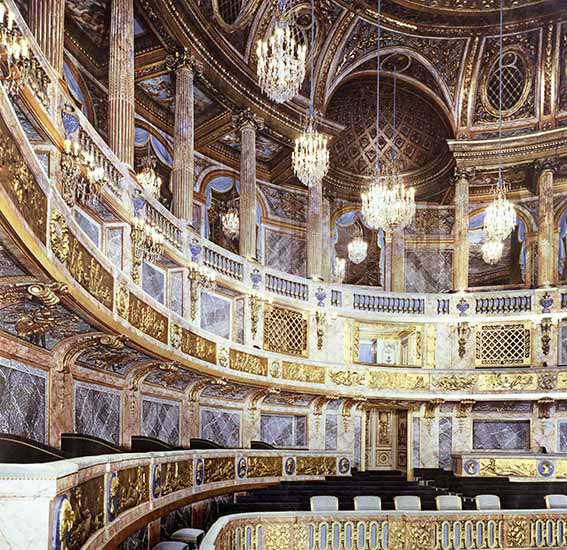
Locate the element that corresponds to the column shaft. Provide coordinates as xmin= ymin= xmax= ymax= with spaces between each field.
xmin=239 ymin=125 xmax=257 ymax=259
xmin=390 ymin=227 xmax=405 ymax=292
xmin=537 ymin=167 xmax=555 ymax=287
xmin=453 ymin=172 xmax=470 ymax=292
xmin=171 ymin=66 xmax=195 ymax=221
xmin=321 ymin=195 xmax=332 ymax=282
xmin=29 ymin=0 xmax=65 ymax=74
xmin=108 ymin=0 xmax=135 ymax=167
xmin=307 ymin=181 xmax=323 ymax=279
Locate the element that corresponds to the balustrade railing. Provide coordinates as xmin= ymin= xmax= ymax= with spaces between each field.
xmin=475 ymin=294 xmax=532 ymax=314
xmin=353 ymin=293 xmax=425 ymax=315
xmin=203 ymin=246 xmax=244 ymax=281
xmin=266 ymin=272 xmax=309 ymax=301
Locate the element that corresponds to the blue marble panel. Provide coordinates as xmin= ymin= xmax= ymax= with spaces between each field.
xmin=413 ymin=417 xmax=420 ymax=469
xmin=106 ymin=227 xmax=123 ymax=270
xmin=142 ymin=261 xmax=165 ymax=304
xmin=74 ymin=208 xmax=101 ymax=248
xmin=264 ymin=229 xmax=306 ymax=277
xmin=200 ymin=408 xmax=240 ymax=448
xmin=473 ymin=420 xmax=530 ymax=451
xmin=406 ymin=249 xmax=452 ymax=293
xmin=142 ymin=397 xmax=180 ymax=446
xmin=200 ymin=292 xmax=231 ymax=339
xmin=295 ymin=416 xmax=307 ymax=447
xmin=325 ymin=415 xmax=338 ymax=451
xmin=170 ymin=270 xmax=184 ymax=316
xmin=261 ymin=414 xmax=293 ymax=447
xmin=0 ymin=359 xmax=47 ymax=443
xmin=327 ymin=399 xmax=343 ymax=412
xmin=558 ymin=421 xmax=567 ymax=452
xmin=74 ymin=383 xmax=121 ymax=444
xmin=354 ymin=416 xmax=362 ymax=468
xmin=118 ymin=526 xmax=148 ymax=550
xmin=439 ymin=417 xmax=453 ymax=470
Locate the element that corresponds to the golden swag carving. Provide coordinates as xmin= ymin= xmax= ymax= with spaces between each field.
xmin=369 ymin=371 xmax=428 ymax=391
xmin=282 ymin=362 xmax=325 ymax=384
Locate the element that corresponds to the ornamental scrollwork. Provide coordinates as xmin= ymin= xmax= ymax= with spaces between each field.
xmin=50 ymin=210 xmax=69 ymax=264
xmin=329 ymin=369 xmax=366 ymax=387
xmin=282 ymin=361 xmax=325 ymax=384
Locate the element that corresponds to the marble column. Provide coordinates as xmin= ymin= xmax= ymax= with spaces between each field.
xmin=390 ymin=227 xmax=405 ymax=292
xmin=453 ymin=168 xmax=471 ymax=292
xmin=166 ymin=49 xmax=201 ymax=223
xmin=108 ymin=0 xmax=135 ymax=167
xmin=307 ymin=180 xmax=323 ymax=279
xmin=537 ymin=161 xmax=556 ymax=287
xmin=29 ymin=0 xmax=65 ymax=75
xmin=321 ymin=194 xmax=332 ymax=282
xmin=233 ymin=109 xmax=263 ymax=259
xmin=48 ymin=369 xmax=73 ymax=447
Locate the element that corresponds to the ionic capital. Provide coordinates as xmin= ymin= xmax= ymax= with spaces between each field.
xmin=232 ymin=108 xmax=264 ymax=132
xmin=452 ymin=166 xmax=475 ymax=186
xmin=165 ymin=47 xmax=203 ymax=75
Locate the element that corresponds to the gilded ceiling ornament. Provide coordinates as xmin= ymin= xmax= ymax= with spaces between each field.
xmin=50 ymin=210 xmax=69 ymax=264
xmin=27 ymin=282 xmax=66 ymax=307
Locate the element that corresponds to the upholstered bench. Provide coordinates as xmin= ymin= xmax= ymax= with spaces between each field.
xmin=152 ymin=542 xmax=189 ymax=550
xmin=171 ymin=528 xmax=205 ymax=547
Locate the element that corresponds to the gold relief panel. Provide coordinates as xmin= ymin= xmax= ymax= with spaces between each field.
xmin=204 ymin=457 xmax=235 ymax=484
xmin=0 ymin=132 xmax=47 ymax=243
xmin=117 ymin=465 xmax=149 ymax=514
xmin=477 ymin=373 xmax=537 ymax=392
xmin=66 ymin=234 xmax=114 ymax=310
xmin=161 ymin=460 xmax=192 ymax=496
xmin=282 ymin=361 xmax=325 ymax=384
xmin=263 ymin=304 xmax=308 ymax=357
xmin=247 ymin=456 xmax=283 ymax=478
xmin=478 ymin=458 xmax=537 ymax=478
xmin=296 ymin=456 xmax=336 ymax=476
xmin=556 ymin=372 xmax=567 ymax=390
xmin=368 ymin=371 xmax=429 ymax=391
xmin=128 ymin=294 xmax=168 ymax=344
xmin=116 ymin=285 xmax=129 ymax=319
xmin=229 ymin=349 xmax=268 ymax=376
xmin=554 ymin=460 xmax=567 ymax=479
xmin=329 ymin=369 xmax=366 ymax=387
xmin=433 ymin=375 xmax=476 ymax=392
xmin=181 ymin=328 xmax=216 ymax=364
xmin=68 ymin=476 xmax=104 ymax=550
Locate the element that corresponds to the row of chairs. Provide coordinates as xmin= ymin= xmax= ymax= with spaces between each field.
xmin=311 ymin=494 xmax=567 ymax=511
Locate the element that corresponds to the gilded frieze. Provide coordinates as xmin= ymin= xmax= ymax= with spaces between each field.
xmin=128 ymin=293 xmax=168 ymax=343
xmin=66 ymin=234 xmax=113 ymax=310
xmin=554 ymin=460 xmax=567 ymax=479
xmin=160 ymin=460 xmax=192 ymax=496
xmin=329 ymin=369 xmax=366 ymax=387
xmin=229 ymin=349 xmax=268 ymax=376
xmin=67 ymin=476 xmax=104 ymax=550
xmin=368 ymin=371 xmax=429 ymax=391
xmin=181 ymin=328 xmax=216 ymax=363
xmin=295 ymin=456 xmax=336 ymax=476
xmin=204 ymin=457 xmax=235 ymax=484
xmin=282 ymin=361 xmax=325 ymax=384
xmin=247 ymin=456 xmax=283 ymax=478
xmin=433 ymin=375 xmax=476 ymax=392
xmin=116 ymin=466 xmax=149 ymax=514
xmin=0 ymin=133 xmax=47 ymax=242
xmin=477 ymin=373 xmax=537 ymax=392
xmin=506 ymin=519 xmax=529 ymax=548
xmin=478 ymin=458 xmax=537 ymax=478
xmin=116 ymin=285 xmax=129 ymax=319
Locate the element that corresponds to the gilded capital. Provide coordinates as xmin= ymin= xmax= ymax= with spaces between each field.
xmin=232 ymin=108 xmax=264 ymax=132
xmin=453 ymin=166 xmax=475 ymax=185
xmin=534 ymin=157 xmax=559 ymax=176
xmin=165 ymin=47 xmax=203 ymax=75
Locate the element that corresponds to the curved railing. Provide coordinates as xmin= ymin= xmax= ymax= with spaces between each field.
xmin=202 ymin=510 xmax=567 ymax=550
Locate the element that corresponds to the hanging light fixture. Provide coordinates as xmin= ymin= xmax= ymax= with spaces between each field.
xmin=222 ymin=201 xmax=240 ymax=239
xmin=348 ymin=224 xmax=368 ymax=264
xmin=333 ymin=257 xmax=346 ymax=282
xmin=482 ymin=239 xmax=504 ymax=265
xmin=256 ymin=0 xmax=307 ymax=104
xmin=136 ymin=143 xmax=162 ymax=198
xmin=131 ymin=215 xmax=164 ymax=264
xmin=482 ymin=0 xmax=515 ymax=256
xmin=361 ymin=0 xmax=415 ymax=232
xmin=292 ymin=0 xmax=329 ymax=187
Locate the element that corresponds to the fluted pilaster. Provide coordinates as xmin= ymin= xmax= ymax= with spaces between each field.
xmin=233 ymin=109 xmax=263 ymax=259
xmin=390 ymin=227 xmax=405 ymax=292
xmin=29 ymin=0 xmax=65 ymax=74
xmin=453 ymin=169 xmax=471 ymax=292
xmin=108 ymin=0 xmax=135 ymax=167
xmin=537 ymin=160 xmax=556 ymax=287
xmin=307 ymin=181 xmax=323 ymax=279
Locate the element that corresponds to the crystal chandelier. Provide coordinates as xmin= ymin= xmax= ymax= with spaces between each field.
xmin=256 ymin=0 xmax=307 ymax=104
xmin=333 ymin=257 xmax=346 ymax=282
xmin=131 ymin=216 xmax=164 ymax=264
xmin=348 ymin=225 xmax=368 ymax=264
xmin=136 ymin=148 xmax=162 ymax=198
xmin=292 ymin=0 xmax=329 ymax=187
xmin=222 ymin=205 xmax=239 ymax=239
xmin=482 ymin=238 xmax=504 ymax=265
xmin=483 ymin=0 xmax=515 ymax=248
xmin=359 ymin=0 xmax=415 ymax=232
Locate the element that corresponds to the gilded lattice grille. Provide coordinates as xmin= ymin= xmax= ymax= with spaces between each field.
xmin=475 ymin=322 xmax=531 ymax=367
xmin=263 ymin=305 xmax=308 ymax=356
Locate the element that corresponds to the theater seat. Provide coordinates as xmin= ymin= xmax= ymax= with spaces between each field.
xmin=436 ymin=495 xmax=462 ymax=511
xmin=152 ymin=543 xmax=188 ymax=550
xmin=171 ymin=528 xmax=205 ymax=547
xmin=310 ymin=496 xmax=339 ymax=511
xmin=354 ymin=496 xmax=382 ymax=511
xmin=394 ymin=496 xmax=421 ymax=511
xmin=545 ymin=495 xmax=567 ymax=509
xmin=475 ymin=495 xmax=501 ymax=510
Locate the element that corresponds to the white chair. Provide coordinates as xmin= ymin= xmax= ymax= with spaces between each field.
xmin=475 ymin=495 xmax=501 ymax=510
xmin=310 ymin=495 xmax=339 ymax=511
xmin=545 ymin=495 xmax=567 ymax=509
xmin=354 ymin=496 xmax=382 ymax=511
xmin=152 ymin=543 xmax=188 ymax=550
xmin=394 ymin=495 xmax=421 ymax=511
xmin=171 ymin=528 xmax=205 ymax=547
xmin=436 ymin=495 xmax=462 ymax=511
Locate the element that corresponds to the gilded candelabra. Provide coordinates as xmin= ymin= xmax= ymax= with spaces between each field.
xmin=541 ymin=317 xmax=552 ymax=356
xmin=61 ymin=139 xmax=82 ymax=207
xmin=131 ymin=217 xmax=164 ymax=283
xmin=188 ymin=261 xmax=216 ymax=321
xmin=0 ymin=4 xmax=31 ymax=94
xmin=457 ymin=322 xmax=470 ymax=359
xmin=249 ymin=291 xmax=271 ymax=340
xmin=315 ymin=310 xmax=327 ymax=351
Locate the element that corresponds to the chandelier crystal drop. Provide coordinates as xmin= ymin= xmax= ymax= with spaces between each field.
xmin=222 ymin=206 xmax=240 ymax=239
xmin=292 ymin=110 xmax=329 ymax=187
xmin=333 ymin=257 xmax=346 ymax=282
xmin=483 ymin=185 xmax=516 ymax=242
xmin=482 ymin=238 xmax=504 ymax=265
xmin=348 ymin=225 xmax=368 ymax=265
xmin=137 ymin=154 xmax=162 ymax=198
xmin=256 ymin=6 xmax=307 ymax=104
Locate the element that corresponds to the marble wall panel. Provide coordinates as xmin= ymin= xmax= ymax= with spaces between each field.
xmin=413 ymin=417 xmax=420 ymax=469
xmin=141 ymin=397 xmax=180 ymax=446
xmin=161 ymin=505 xmax=192 ymax=540
xmin=558 ymin=421 xmax=567 ymax=452
xmin=74 ymin=382 xmax=121 ymax=444
xmin=258 ymin=183 xmax=307 ymax=223
xmin=473 ymin=401 xmax=532 ymax=413
xmin=325 ymin=415 xmax=338 ymax=451
xmin=200 ymin=408 xmax=240 ymax=448
xmin=169 ymin=270 xmax=184 ymax=316
xmin=439 ymin=417 xmax=453 ymax=470
xmin=473 ymin=420 xmax=530 ymax=451
xmin=354 ymin=416 xmax=362 ymax=468
xmin=296 ymin=415 xmax=307 ymax=447
xmin=558 ymin=402 xmax=567 ymax=412
xmin=142 ymin=262 xmax=166 ymax=305
xmin=106 ymin=227 xmax=123 ymax=270
xmin=264 ymin=228 xmax=306 ymax=277
xmin=118 ymin=526 xmax=148 ymax=550
xmin=261 ymin=414 xmax=293 ymax=447
xmin=200 ymin=291 xmax=231 ymax=339
xmin=234 ymin=297 xmax=244 ymax=344
xmin=0 ymin=358 xmax=47 ymax=443
xmin=560 ymin=324 xmax=567 ymax=365
xmin=405 ymin=248 xmax=452 ymax=293
xmin=74 ymin=208 xmax=101 ymax=247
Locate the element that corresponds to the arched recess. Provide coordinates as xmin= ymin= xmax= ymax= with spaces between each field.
xmin=332 ymin=208 xmax=385 ymax=287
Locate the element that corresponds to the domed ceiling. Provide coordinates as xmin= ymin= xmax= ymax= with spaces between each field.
xmin=326 ymin=77 xmax=451 ymax=177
